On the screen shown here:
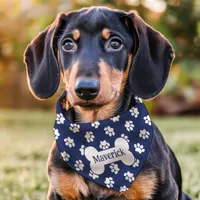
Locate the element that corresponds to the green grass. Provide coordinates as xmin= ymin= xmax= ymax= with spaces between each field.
xmin=0 ymin=110 xmax=200 ymax=200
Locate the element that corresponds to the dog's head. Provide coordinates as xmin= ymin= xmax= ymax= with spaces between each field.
xmin=24 ymin=7 xmax=174 ymax=109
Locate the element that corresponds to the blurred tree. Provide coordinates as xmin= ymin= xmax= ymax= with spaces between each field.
xmin=0 ymin=0 xmax=199 ymax=113
xmin=162 ymin=0 xmax=200 ymax=60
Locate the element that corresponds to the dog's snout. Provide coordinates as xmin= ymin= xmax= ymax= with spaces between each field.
xmin=74 ymin=78 xmax=100 ymax=100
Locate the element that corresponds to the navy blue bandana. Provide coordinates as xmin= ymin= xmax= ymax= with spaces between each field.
xmin=53 ymin=92 xmax=153 ymax=192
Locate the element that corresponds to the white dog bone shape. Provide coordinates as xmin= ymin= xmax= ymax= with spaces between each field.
xmin=85 ymin=138 xmax=134 ymax=175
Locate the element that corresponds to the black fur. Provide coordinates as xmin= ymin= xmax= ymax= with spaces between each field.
xmin=126 ymin=12 xmax=174 ymax=99
xmin=24 ymin=13 xmax=67 ymax=99
xmin=24 ymin=6 xmax=191 ymax=200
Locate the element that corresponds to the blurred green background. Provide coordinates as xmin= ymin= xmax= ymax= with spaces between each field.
xmin=0 ymin=0 xmax=200 ymax=114
xmin=0 ymin=0 xmax=200 ymax=199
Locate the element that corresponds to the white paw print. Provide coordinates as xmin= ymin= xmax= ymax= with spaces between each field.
xmin=143 ymin=115 xmax=151 ymax=126
xmin=125 ymin=121 xmax=134 ymax=132
xmin=124 ymin=171 xmax=135 ymax=182
xmin=134 ymin=96 xmax=142 ymax=103
xmin=109 ymin=163 xmax=120 ymax=174
xmin=89 ymin=170 xmax=99 ymax=180
xmin=111 ymin=115 xmax=120 ymax=122
xmin=56 ymin=113 xmax=65 ymax=124
xmin=91 ymin=121 xmax=100 ymax=129
xmin=99 ymin=140 xmax=110 ymax=150
xmin=134 ymin=143 xmax=145 ymax=154
xmin=74 ymin=160 xmax=84 ymax=171
xmin=104 ymin=177 xmax=115 ymax=188
xmin=64 ymin=137 xmax=75 ymax=148
xmin=79 ymin=145 xmax=85 ymax=155
xmin=132 ymin=159 xmax=140 ymax=168
xmin=85 ymin=131 xmax=95 ymax=143
xmin=104 ymin=126 xmax=115 ymax=136
xmin=120 ymin=185 xmax=128 ymax=192
xmin=53 ymin=128 xmax=60 ymax=140
xmin=121 ymin=134 xmax=130 ymax=142
xmin=61 ymin=151 xmax=70 ymax=161
xmin=139 ymin=129 xmax=150 ymax=139
xmin=130 ymin=107 xmax=139 ymax=118
xmin=69 ymin=123 xmax=80 ymax=133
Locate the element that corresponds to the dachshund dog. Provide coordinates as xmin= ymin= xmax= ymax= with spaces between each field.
xmin=24 ymin=6 xmax=191 ymax=200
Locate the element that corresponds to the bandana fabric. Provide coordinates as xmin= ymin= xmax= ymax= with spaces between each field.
xmin=53 ymin=92 xmax=153 ymax=192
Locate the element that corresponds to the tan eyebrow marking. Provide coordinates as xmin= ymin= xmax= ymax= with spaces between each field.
xmin=72 ymin=29 xmax=80 ymax=40
xmin=102 ymin=28 xmax=110 ymax=40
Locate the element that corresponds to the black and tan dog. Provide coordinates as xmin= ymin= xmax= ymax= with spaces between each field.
xmin=24 ymin=6 xmax=191 ymax=200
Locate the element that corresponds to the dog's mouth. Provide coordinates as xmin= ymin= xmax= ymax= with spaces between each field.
xmin=76 ymin=102 xmax=104 ymax=109
xmin=73 ymin=91 xmax=120 ymax=110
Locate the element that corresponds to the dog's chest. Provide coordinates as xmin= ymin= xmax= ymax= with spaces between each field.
xmin=48 ymin=158 xmax=157 ymax=200
xmin=48 ymin=143 xmax=158 ymax=200
xmin=53 ymin=93 xmax=154 ymax=192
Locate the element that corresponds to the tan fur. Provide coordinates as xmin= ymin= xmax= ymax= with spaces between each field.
xmin=121 ymin=54 xmax=132 ymax=91
xmin=72 ymin=29 xmax=80 ymax=40
xmin=74 ymin=59 xmax=125 ymax=122
xmin=47 ymin=143 xmax=89 ymax=199
xmin=82 ymin=172 xmax=158 ymax=200
xmin=74 ymin=55 xmax=133 ymax=123
xmin=123 ymin=172 xmax=158 ymax=200
xmin=102 ymin=28 xmax=110 ymax=40
xmin=64 ymin=61 xmax=79 ymax=106
xmin=74 ymin=100 xmax=119 ymax=123
xmin=50 ymin=170 xmax=87 ymax=199
xmin=52 ymin=54 xmax=158 ymax=200
xmin=64 ymin=55 xmax=133 ymax=123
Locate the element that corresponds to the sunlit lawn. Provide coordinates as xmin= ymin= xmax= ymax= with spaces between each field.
xmin=0 ymin=110 xmax=200 ymax=200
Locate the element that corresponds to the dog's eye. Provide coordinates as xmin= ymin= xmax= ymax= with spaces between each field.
xmin=110 ymin=40 xmax=121 ymax=49
xmin=107 ymin=37 xmax=123 ymax=51
xmin=62 ymin=39 xmax=76 ymax=51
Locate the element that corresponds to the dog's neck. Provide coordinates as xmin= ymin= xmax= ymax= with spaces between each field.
xmin=74 ymin=100 xmax=120 ymax=123
xmin=67 ymin=87 xmax=133 ymax=123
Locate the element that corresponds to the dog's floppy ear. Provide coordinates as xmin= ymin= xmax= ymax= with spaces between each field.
xmin=127 ymin=11 xmax=175 ymax=99
xmin=24 ymin=13 xmax=66 ymax=99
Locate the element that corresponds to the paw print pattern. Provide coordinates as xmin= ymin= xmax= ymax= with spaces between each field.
xmin=111 ymin=115 xmax=120 ymax=122
xmin=53 ymin=128 xmax=60 ymax=140
xmin=134 ymin=143 xmax=145 ymax=154
xmin=134 ymin=96 xmax=142 ymax=103
xmin=56 ymin=113 xmax=65 ymax=124
xmin=85 ymin=131 xmax=95 ymax=143
xmin=120 ymin=185 xmax=128 ymax=192
xmin=61 ymin=151 xmax=70 ymax=162
xmin=125 ymin=121 xmax=134 ymax=132
xmin=130 ymin=107 xmax=139 ymax=118
xmin=74 ymin=160 xmax=84 ymax=171
xmin=124 ymin=171 xmax=134 ymax=182
xmin=104 ymin=177 xmax=115 ymax=188
xmin=139 ymin=129 xmax=150 ymax=139
xmin=64 ymin=137 xmax=75 ymax=148
xmin=99 ymin=140 xmax=110 ymax=150
xmin=89 ymin=170 xmax=99 ymax=180
xmin=79 ymin=145 xmax=85 ymax=155
xmin=104 ymin=126 xmax=115 ymax=136
xmin=110 ymin=163 xmax=120 ymax=174
xmin=132 ymin=159 xmax=140 ymax=168
xmin=69 ymin=123 xmax=80 ymax=133
xmin=54 ymin=92 xmax=154 ymax=192
xmin=143 ymin=115 xmax=151 ymax=126
xmin=91 ymin=121 xmax=100 ymax=129
xmin=121 ymin=134 xmax=130 ymax=142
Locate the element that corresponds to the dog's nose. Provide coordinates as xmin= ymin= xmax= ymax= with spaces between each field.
xmin=74 ymin=78 xmax=100 ymax=100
